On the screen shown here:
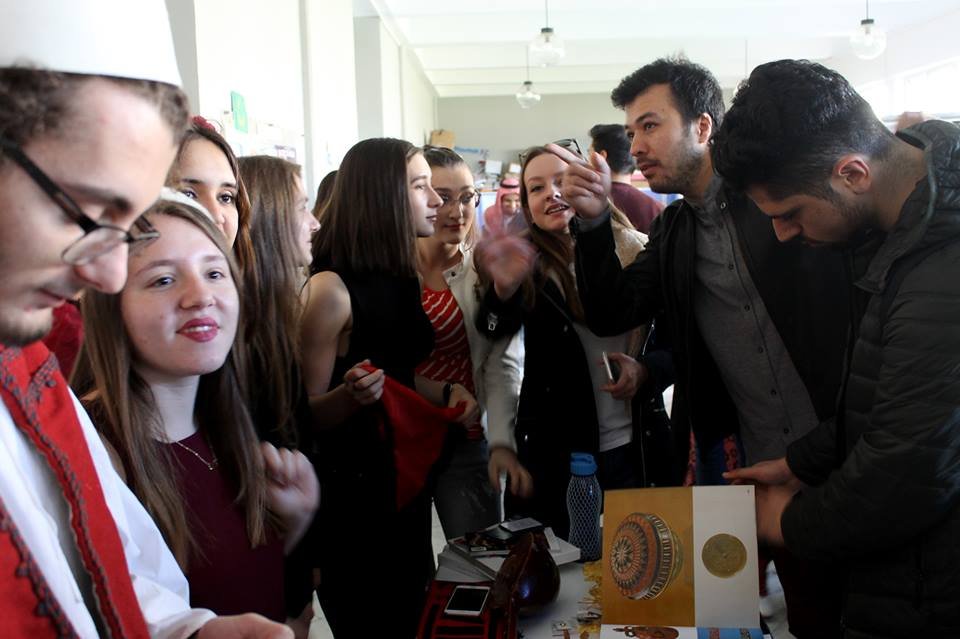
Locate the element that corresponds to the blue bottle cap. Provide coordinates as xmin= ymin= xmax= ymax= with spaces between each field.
xmin=570 ymin=452 xmax=597 ymax=476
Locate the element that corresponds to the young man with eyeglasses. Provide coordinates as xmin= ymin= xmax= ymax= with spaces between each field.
xmin=547 ymin=58 xmax=851 ymax=638
xmin=0 ymin=1 xmax=290 ymax=637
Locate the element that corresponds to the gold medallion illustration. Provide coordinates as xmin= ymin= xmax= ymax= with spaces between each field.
xmin=701 ymin=533 xmax=746 ymax=578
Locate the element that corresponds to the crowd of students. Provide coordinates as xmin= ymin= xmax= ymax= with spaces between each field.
xmin=2 ymin=3 xmax=960 ymax=639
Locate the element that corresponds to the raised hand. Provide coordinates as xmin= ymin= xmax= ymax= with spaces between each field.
xmin=474 ymin=234 xmax=537 ymax=301
xmin=546 ymin=143 xmax=612 ymax=219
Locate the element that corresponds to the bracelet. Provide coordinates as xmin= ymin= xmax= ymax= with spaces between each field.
xmin=442 ymin=382 xmax=454 ymax=405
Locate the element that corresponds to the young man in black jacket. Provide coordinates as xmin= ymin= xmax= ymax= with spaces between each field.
xmin=551 ymin=58 xmax=848 ymax=638
xmin=717 ymin=59 xmax=960 ymax=639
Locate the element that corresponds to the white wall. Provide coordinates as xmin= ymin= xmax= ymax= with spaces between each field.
xmin=379 ymin=23 xmax=403 ymax=138
xmin=828 ymin=8 xmax=960 ymax=118
xmin=354 ymin=16 xmax=436 ymax=144
xmin=164 ymin=0 xmax=200 ymax=113
xmin=301 ymin=0 xmax=358 ymax=190
xmin=401 ymin=48 xmax=437 ymax=146
xmin=437 ymin=92 xmax=623 ymax=169
xmin=191 ymin=0 xmax=305 ymax=157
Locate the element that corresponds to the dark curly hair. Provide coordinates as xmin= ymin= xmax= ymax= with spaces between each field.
xmin=588 ymin=123 xmax=636 ymax=174
xmin=0 ymin=67 xmax=189 ymax=151
xmin=711 ymin=59 xmax=895 ymax=199
xmin=611 ymin=57 xmax=724 ymax=131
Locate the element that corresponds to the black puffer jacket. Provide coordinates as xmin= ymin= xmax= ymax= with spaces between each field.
xmin=784 ymin=121 xmax=960 ymax=639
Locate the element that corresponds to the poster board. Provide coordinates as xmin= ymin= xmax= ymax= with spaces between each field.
xmin=602 ymin=486 xmax=758 ymax=628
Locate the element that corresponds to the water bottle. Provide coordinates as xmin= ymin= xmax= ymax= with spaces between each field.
xmin=566 ymin=452 xmax=602 ymax=561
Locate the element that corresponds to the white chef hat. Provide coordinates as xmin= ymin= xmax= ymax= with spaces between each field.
xmin=0 ymin=0 xmax=181 ymax=86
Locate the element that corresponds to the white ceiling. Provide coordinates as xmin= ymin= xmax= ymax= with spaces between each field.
xmin=355 ymin=0 xmax=960 ymax=97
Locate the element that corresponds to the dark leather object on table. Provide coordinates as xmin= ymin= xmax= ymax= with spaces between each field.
xmin=491 ymin=531 xmax=560 ymax=616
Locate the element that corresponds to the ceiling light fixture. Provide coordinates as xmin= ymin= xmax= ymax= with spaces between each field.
xmin=516 ymin=49 xmax=541 ymax=109
xmin=529 ymin=0 xmax=564 ymax=67
xmin=850 ymin=0 xmax=887 ymax=60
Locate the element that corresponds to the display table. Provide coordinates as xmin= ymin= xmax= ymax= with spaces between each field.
xmin=519 ymin=562 xmax=595 ymax=637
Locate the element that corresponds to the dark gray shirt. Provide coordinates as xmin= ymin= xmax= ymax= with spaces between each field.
xmin=690 ymin=177 xmax=820 ymax=463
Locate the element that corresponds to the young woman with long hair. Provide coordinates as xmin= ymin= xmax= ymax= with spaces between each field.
xmin=76 ymin=196 xmax=318 ymax=626
xmin=237 ymin=155 xmax=318 ymax=445
xmin=416 ymin=146 xmax=528 ymax=538
xmin=475 ymin=145 xmax=651 ymax=539
xmin=300 ymin=138 xmax=477 ymax=638
xmin=166 ymin=117 xmax=256 ymax=269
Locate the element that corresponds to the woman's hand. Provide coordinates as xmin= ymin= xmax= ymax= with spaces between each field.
xmin=342 ymin=359 xmax=384 ymax=405
xmin=260 ymin=443 xmax=320 ymax=553
xmin=447 ymin=383 xmax=480 ymax=425
xmin=474 ymin=235 xmax=537 ymax=301
xmin=487 ymin=446 xmax=534 ymax=498
xmin=599 ymin=352 xmax=648 ymax=401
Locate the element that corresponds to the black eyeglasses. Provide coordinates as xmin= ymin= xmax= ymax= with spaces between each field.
xmin=439 ymin=190 xmax=481 ymax=211
xmin=519 ymin=137 xmax=584 ymax=166
xmin=0 ymin=136 xmax=159 ymax=266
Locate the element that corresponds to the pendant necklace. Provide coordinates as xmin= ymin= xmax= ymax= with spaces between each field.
xmin=173 ymin=437 xmax=218 ymax=471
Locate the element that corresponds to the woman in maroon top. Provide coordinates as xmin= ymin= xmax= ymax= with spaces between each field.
xmin=76 ymin=195 xmax=318 ymax=633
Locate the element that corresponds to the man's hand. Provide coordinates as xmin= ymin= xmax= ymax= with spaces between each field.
xmin=547 ymin=143 xmax=611 ymax=219
xmin=198 ymin=614 xmax=294 ymax=639
xmin=599 ymin=352 xmax=648 ymax=401
xmin=261 ymin=443 xmax=320 ymax=552
xmin=488 ymin=446 xmax=534 ymax=498
xmin=724 ymin=456 xmax=800 ymax=490
xmin=755 ymin=483 xmax=795 ymax=546
xmin=474 ymin=235 xmax=537 ymax=301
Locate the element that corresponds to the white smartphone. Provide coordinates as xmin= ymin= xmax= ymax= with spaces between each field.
xmin=444 ymin=585 xmax=490 ymax=617
xmin=499 ymin=517 xmax=542 ymax=533
xmin=601 ymin=350 xmax=616 ymax=383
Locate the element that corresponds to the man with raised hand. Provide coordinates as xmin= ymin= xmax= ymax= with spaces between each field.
xmin=546 ymin=58 xmax=849 ymax=638
xmin=0 ymin=1 xmax=291 ymax=637
xmin=715 ymin=59 xmax=960 ymax=639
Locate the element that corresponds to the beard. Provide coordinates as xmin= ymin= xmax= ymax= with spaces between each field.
xmin=647 ymin=138 xmax=705 ymax=196
xmin=0 ymin=309 xmax=54 ymax=347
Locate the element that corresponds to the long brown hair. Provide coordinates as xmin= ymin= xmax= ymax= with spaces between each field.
xmin=166 ymin=119 xmax=257 ymax=279
xmin=75 ymin=200 xmax=269 ymax=568
xmin=237 ymin=155 xmax=305 ymax=445
xmin=310 ymin=137 xmax=421 ymax=277
xmin=518 ymin=146 xmax=584 ymax=320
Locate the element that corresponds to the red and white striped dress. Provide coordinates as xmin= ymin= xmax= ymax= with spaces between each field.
xmin=416 ymin=286 xmax=483 ymax=439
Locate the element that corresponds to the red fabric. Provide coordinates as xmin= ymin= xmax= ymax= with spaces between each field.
xmin=361 ymin=364 xmax=464 ymax=509
xmin=41 ymin=302 xmax=84 ymax=377
xmin=0 ymin=343 xmax=150 ymax=639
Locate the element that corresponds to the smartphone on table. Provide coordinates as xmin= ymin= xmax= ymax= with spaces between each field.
xmin=444 ymin=585 xmax=491 ymax=617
